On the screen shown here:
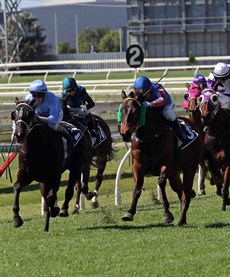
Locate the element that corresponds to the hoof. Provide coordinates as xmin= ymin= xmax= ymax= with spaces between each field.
xmin=72 ymin=205 xmax=80 ymax=215
xmin=163 ymin=212 xmax=174 ymax=224
xmin=216 ymin=189 xmax=222 ymax=197
xmin=178 ymin=221 xmax=187 ymax=227
xmin=59 ymin=209 xmax=69 ymax=217
xmin=121 ymin=213 xmax=133 ymax=221
xmin=198 ymin=189 xmax=206 ymax=196
xmin=50 ymin=207 xmax=60 ymax=218
xmin=91 ymin=201 xmax=99 ymax=209
xmin=13 ymin=216 xmax=23 ymax=228
xmin=190 ymin=189 xmax=196 ymax=198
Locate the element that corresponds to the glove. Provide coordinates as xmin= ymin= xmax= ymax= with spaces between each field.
xmin=80 ymin=105 xmax=87 ymax=111
xmin=142 ymin=101 xmax=150 ymax=107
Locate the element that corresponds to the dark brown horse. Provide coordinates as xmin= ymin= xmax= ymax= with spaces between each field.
xmin=11 ymin=99 xmax=87 ymax=231
xmin=59 ymin=101 xmax=114 ymax=216
xmin=119 ymin=90 xmax=202 ymax=226
xmin=11 ymin=100 xmax=64 ymax=231
xmin=198 ymin=89 xmax=230 ymax=211
xmin=186 ymin=84 xmax=222 ymax=196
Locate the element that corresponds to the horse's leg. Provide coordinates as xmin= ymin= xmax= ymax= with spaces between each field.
xmin=72 ymin=166 xmax=90 ymax=215
xmin=178 ymin=166 xmax=197 ymax=226
xmin=121 ymin=161 xmax=144 ymax=221
xmin=198 ymin=161 xmax=207 ymax=196
xmin=91 ymin=157 xmax=107 ymax=209
xmin=40 ymin=182 xmax=51 ymax=232
xmin=12 ymin=171 xmax=31 ymax=228
xmin=59 ymin=168 xmax=80 ymax=217
xmin=158 ymin=167 xmax=174 ymax=224
xmin=221 ymin=166 xmax=230 ymax=211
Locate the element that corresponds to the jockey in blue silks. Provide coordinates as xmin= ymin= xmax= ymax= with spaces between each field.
xmin=25 ymin=79 xmax=73 ymax=151
xmin=134 ymin=76 xmax=187 ymax=144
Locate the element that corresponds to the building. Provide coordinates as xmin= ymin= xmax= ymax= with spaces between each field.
xmin=127 ymin=0 xmax=230 ymax=58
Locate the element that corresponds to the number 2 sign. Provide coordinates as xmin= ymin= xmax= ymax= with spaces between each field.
xmin=126 ymin=44 xmax=144 ymax=68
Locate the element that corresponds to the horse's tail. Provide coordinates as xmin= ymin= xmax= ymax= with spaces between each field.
xmin=107 ymin=138 xmax=116 ymax=162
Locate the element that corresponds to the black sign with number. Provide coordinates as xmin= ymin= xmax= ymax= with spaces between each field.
xmin=126 ymin=44 xmax=144 ymax=68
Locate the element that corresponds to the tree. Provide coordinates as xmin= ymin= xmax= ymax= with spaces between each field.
xmin=1 ymin=12 xmax=51 ymax=62
xmin=187 ymin=51 xmax=198 ymax=66
xmin=56 ymin=41 xmax=75 ymax=54
xmin=78 ymin=27 xmax=119 ymax=53
xmin=98 ymin=31 xmax=120 ymax=52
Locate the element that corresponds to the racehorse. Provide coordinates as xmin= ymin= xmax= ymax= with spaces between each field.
xmin=198 ymin=89 xmax=230 ymax=211
xmin=59 ymin=100 xmax=114 ymax=216
xmin=11 ymin=99 xmax=64 ymax=231
xmin=119 ymin=90 xmax=202 ymax=226
xmin=11 ymin=99 xmax=86 ymax=231
xmin=186 ymin=84 xmax=222 ymax=196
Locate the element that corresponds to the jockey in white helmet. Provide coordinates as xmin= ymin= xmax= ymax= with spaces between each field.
xmin=212 ymin=63 xmax=230 ymax=110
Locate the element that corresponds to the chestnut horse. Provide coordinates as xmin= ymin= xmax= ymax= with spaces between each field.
xmin=119 ymin=90 xmax=202 ymax=226
xmin=11 ymin=100 xmax=87 ymax=231
xmin=59 ymin=101 xmax=114 ymax=216
xmin=198 ymin=89 xmax=230 ymax=211
xmin=186 ymin=84 xmax=222 ymax=196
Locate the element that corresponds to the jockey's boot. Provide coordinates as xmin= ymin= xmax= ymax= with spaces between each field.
xmin=170 ymin=119 xmax=187 ymax=145
xmin=86 ymin=113 xmax=98 ymax=138
xmin=57 ymin=125 xmax=74 ymax=154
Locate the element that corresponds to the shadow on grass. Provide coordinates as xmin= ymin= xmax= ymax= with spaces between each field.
xmin=205 ymin=222 xmax=230 ymax=228
xmin=0 ymin=172 xmax=133 ymax=194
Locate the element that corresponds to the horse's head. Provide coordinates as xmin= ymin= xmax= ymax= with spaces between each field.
xmin=118 ymin=90 xmax=143 ymax=142
xmin=186 ymin=83 xmax=202 ymax=117
xmin=11 ymin=99 xmax=35 ymax=143
xmin=197 ymin=88 xmax=220 ymax=126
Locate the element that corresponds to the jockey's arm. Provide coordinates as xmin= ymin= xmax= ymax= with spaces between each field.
xmin=36 ymin=115 xmax=48 ymax=124
xmin=147 ymin=87 xmax=166 ymax=108
xmin=82 ymin=90 xmax=95 ymax=110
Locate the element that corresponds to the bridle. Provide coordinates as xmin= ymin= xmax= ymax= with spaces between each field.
xmin=14 ymin=103 xmax=35 ymax=136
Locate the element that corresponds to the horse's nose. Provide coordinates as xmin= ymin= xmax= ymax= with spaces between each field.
xmin=15 ymin=133 xmax=26 ymax=143
xmin=121 ymin=132 xmax=132 ymax=142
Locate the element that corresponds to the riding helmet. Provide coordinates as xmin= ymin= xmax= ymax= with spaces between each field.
xmin=193 ymin=75 xmax=207 ymax=87
xmin=62 ymin=77 xmax=77 ymax=94
xmin=213 ymin=63 xmax=230 ymax=78
xmin=29 ymin=79 xmax=47 ymax=94
xmin=134 ymin=76 xmax=152 ymax=93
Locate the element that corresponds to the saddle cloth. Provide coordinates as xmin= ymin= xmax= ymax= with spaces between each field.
xmin=178 ymin=119 xmax=198 ymax=150
xmin=91 ymin=120 xmax=107 ymax=148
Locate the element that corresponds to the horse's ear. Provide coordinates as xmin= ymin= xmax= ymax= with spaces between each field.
xmin=15 ymin=97 xmax=19 ymax=105
xmin=186 ymin=83 xmax=190 ymax=89
xmin=11 ymin=110 xmax=16 ymax=120
xmin=121 ymin=90 xmax=127 ymax=100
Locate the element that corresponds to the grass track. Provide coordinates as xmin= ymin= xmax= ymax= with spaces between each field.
xmin=1 ymin=146 xmax=230 ymax=277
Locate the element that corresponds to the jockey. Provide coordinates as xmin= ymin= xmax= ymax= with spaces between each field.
xmin=25 ymin=79 xmax=73 ymax=151
xmin=207 ymin=65 xmax=225 ymax=93
xmin=212 ymin=62 xmax=230 ymax=109
xmin=61 ymin=76 xmax=97 ymax=138
xmin=183 ymin=75 xmax=207 ymax=109
xmin=193 ymin=74 xmax=207 ymax=90
xmin=134 ymin=76 xmax=187 ymax=145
